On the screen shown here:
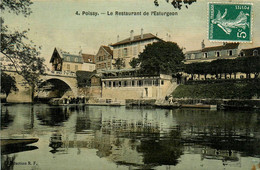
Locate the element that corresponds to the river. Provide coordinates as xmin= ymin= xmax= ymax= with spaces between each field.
xmin=1 ymin=104 xmax=260 ymax=170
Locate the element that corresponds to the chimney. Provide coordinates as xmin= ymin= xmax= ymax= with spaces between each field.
xmin=79 ymin=46 xmax=82 ymax=55
xmin=117 ymin=35 xmax=119 ymax=42
xmin=130 ymin=30 xmax=134 ymax=41
xmin=141 ymin=28 xmax=144 ymax=39
xmin=201 ymin=39 xmax=205 ymax=49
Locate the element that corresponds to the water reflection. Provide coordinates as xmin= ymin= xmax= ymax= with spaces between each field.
xmin=49 ymin=131 xmax=63 ymax=154
xmin=1 ymin=105 xmax=260 ymax=169
xmin=36 ymin=107 xmax=72 ymax=126
xmin=1 ymin=108 xmax=14 ymax=129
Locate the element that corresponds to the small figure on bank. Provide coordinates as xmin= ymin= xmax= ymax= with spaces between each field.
xmin=169 ymin=95 xmax=173 ymax=104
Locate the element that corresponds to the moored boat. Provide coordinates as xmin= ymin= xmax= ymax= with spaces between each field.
xmin=181 ymin=103 xmax=217 ymax=109
xmin=1 ymin=138 xmax=39 ymax=147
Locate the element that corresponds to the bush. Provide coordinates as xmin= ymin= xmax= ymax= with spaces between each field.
xmin=172 ymin=81 xmax=260 ymax=99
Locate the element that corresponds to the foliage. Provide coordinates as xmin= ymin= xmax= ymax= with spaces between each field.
xmin=138 ymin=41 xmax=184 ymax=75
xmin=172 ymin=80 xmax=260 ymax=99
xmin=76 ymin=71 xmax=94 ymax=87
xmin=113 ymin=58 xmax=125 ymax=70
xmin=0 ymin=0 xmax=32 ymax=17
xmin=129 ymin=57 xmax=140 ymax=68
xmin=154 ymin=0 xmax=197 ymax=9
xmin=1 ymin=0 xmax=46 ymax=100
xmin=184 ymin=56 xmax=260 ymax=79
xmin=1 ymin=72 xmax=18 ymax=97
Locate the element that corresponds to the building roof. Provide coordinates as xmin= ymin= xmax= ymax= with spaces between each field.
xmin=201 ymin=43 xmax=239 ymax=52
xmin=185 ymin=50 xmax=201 ymax=55
xmin=240 ymin=47 xmax=260 ymax=56
xmin=111 ymin=33 xmax=162 ymax=46
xmin=99 ymin=68 xmax=139 ymax=73
xmin=82 ymin=54 xmax=95 ymax=64
xmin=102 ymin=46 xmax=113 ymax=56
xmin=50 ymin=47 xmax=83 ymax=63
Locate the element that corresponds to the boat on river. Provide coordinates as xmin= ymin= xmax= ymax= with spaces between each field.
xmin=220 ymin=99 xmax=257 ymax=110
xmin=1 ymin=138 xmax=39 ymax=147
xmin=181 ymin=103 xmax=217 ymax=110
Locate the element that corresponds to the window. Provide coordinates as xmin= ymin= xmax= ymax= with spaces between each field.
xmin=66 ymin=56 xmax=70 ymax=61
xmin=132 ymin=80 xmax=135 ymax=86
xmin=228 ymin=50 xmax=233 ymax=56
xmin=75 ymin=57 xmax=79 ymax=62
xmin=240 ymin=52 xmax=245 ymax=57
xmin=67 ymin=64 xmax=70 ymax=70
xmin=161 ymin=80 xmax=164 ymax=85
xmin=191 ymin=54 xmax=195 ymax=59
xmin=253 ymin=50 xmax=258 ymax=56
xmin=215 ymin=51 xmax=220 ymax=57
xmin=109 ymin=81 xmax=111 ymax=87
xmin=133 ymin=46 xmax=137 ymax=55
xmin=123 ymin=48 xmax=128 ymax=57
xmin=118 ymin=49 xmax=121 ymax=58
xmin=75 ymin=65 xmax=78 ymax=71
xmin=138 ymin=80 xmax=143 ymax=87
xmin=204 ymin=53 xmax=208 ymax=58
xmin=124 ymin=81 xmax=127 ymax=87
xmin=153 ymin=79 xmax=159 ymax=86
xmin=145 ymin=88 xmax=148 ymax=97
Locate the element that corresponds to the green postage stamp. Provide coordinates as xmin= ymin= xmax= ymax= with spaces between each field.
xmin=208 ymin=3 xmax=252 ymax=42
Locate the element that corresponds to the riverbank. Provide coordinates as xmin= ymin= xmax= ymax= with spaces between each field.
xmin=152 ymin=80 xmax=260 ymax=110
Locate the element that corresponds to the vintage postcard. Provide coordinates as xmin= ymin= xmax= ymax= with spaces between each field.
xmin=1 ymin=0 xmax=260 ymax=170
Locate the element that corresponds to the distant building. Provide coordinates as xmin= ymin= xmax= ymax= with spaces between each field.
xmin=95 ymin=46 xmax=113 ymax=71
xmin=110 ymin=29 xmax=162 ymax=68
xmin=240 ymin=47 xmax=260 ymax=57
xmin=50 ymin=48 xmax=95 ymax=73
xmin=184 ymin=43 xmax=260 ymax=80
xmin=82 ymin=54 xmax=96 ymax=72
xmin=185 ymin=42 xmax=240 ymax=64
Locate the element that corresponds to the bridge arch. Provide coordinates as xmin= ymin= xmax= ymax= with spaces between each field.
xmin=37 ymin=76 xmax=78 ymax=98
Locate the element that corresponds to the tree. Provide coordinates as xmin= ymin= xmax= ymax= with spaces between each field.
xmin=113 ymin=58 xmax=125 ymax=70
xmin=154 ymin=0 xmax=197 ymax=9
xmin=184 ymin=63 xmax=196 ymax=80
xmin=138 ymin=41 xmax=184 ymax=75
xmin=1 ymin=72 xmax=18 ymax=97
xmin=129 ymin=57 xmax=140 ymax=68
xmin=1 ymin=0 xmax=45 ymax=101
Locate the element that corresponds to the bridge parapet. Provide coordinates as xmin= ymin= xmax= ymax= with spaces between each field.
xmin=46 ymin=70 xmax=76 ymax=77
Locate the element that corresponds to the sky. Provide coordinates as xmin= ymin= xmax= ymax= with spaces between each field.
xmin=2 ymin=0 xmax=260 ymax=66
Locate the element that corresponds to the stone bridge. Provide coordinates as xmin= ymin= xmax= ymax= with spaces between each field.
xmin=39 ymin=71 xmax=78 ymax=97
xmin=3 ymin=70 xmax=79 ymax=103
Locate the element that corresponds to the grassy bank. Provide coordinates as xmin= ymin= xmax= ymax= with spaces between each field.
xmin=172 ymin=81 xmax=260 ymax=99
